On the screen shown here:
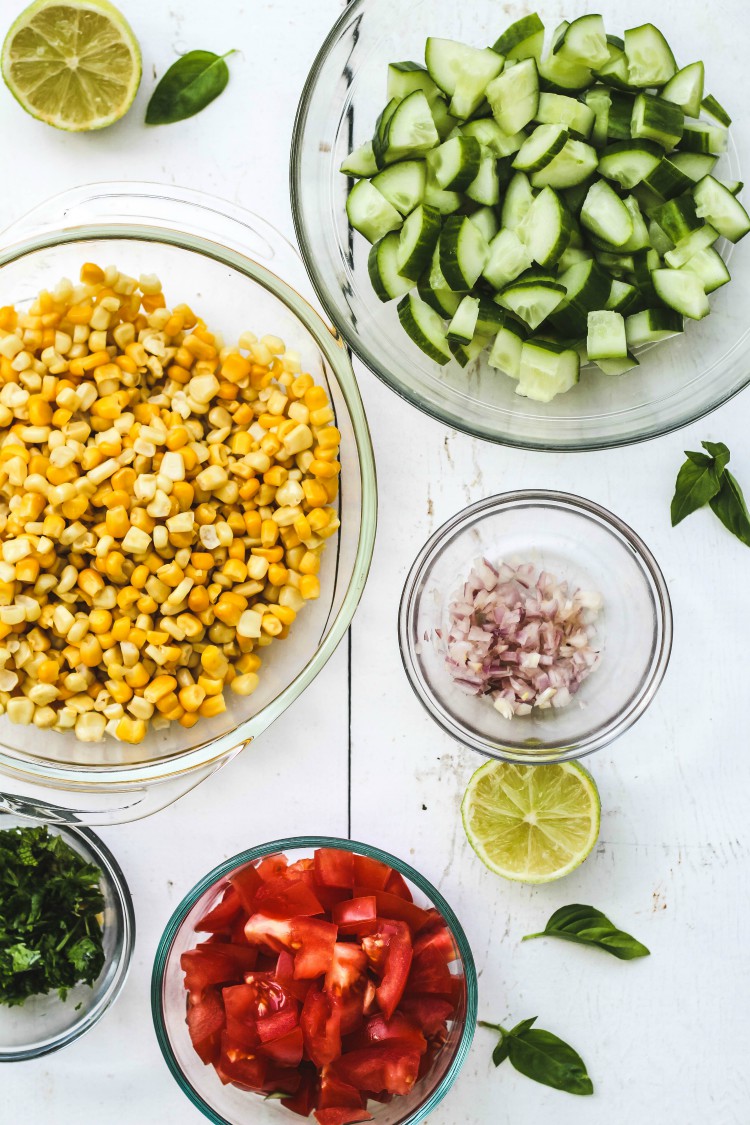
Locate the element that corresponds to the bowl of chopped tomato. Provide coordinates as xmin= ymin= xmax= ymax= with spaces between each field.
xmin=151 ymin=838 xmax=477 ymax=1124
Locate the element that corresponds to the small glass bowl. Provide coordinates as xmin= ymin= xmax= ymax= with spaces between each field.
xmin=151 ymin=836 xmax=477 ymax=1125
xmin=292 ymin=0 xmax=749 ymax=450
xmin=0 ymin=812 xmax=135 ymax=1060
xmin=398 ymin=491 xmax=672 ymax=763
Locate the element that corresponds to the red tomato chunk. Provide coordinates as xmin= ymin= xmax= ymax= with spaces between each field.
xmin=180 ymin=847 xmax=462 ymax=1120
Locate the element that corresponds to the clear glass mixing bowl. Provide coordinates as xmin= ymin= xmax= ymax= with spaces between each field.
xmin=399 ymin=491 xmax=672 ymax=762
xmin=291 ymin=0 xmax=749 ymax=450
xmin=152 ymin=836 xmax=476 ymax=1125
xmin=0 ymin=184 xmax=376 ymax=824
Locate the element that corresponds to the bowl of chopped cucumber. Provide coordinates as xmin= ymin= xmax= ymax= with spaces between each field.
xmin=292 ymin=0 xmax=749 ymax=450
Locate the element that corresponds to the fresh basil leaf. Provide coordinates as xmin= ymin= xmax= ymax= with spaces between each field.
xmin=671 ymin=455 xmax=720 ymax=526
xmin=710 ymin=470 xmax=750 ymax=547
xmin=492 ymin=1036 xmax=510 ymax=1067
xmin=701 ymin=441 xmax=730 ymax=476
xmin=684 ymin=450 xmax=714 ymax=468
xmin=146 ymin=50 xmax=235 ymax=126
xmin=509 ymin=1016 xmax=538 ymax=1036
xmin=523 ymin=903 xmax=650 ymax=960
xmin=508 ymin=1026 xmax=593 ymax=1096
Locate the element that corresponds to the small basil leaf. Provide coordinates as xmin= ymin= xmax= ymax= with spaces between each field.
xmin=507 ymin=1026 xmax=593 ymax=1096
xmin=146 ymin=50 xmax=235 ymax=126
xmin=684 ymin=450 xmax=714 ymax=468
xmin=523 ymin=904 xmax=650 ymax=960
xmin=492 ymin=1037 xmax=510 ymax=1067
xmin=509 ymin=1016 xmax=538 ymax=1036
xmin=709 ymin=470 xmax=750 ymax=547
xmin=671 ymin=456 xmax=720 ymax=526
xmin=701 ymin=440 xmax=730 ymax=476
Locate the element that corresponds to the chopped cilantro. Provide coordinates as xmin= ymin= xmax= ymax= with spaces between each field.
xmin=0 ymin=826 xmax=105 ymax=1006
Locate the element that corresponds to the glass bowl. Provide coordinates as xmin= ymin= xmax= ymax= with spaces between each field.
xmin=151 ymin=836 xmax=477 ymax=1125
xmin=398 ymin=491 xmax=672 ymax=762
xmin=0 ymin=811 xmax=134 ymax=1060
xmin=0 ymin=183 xmax=377 ymax=823
xmin=291 ymin=0 xmax=749 ymax=450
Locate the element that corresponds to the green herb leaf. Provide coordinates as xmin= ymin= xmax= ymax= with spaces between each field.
xmin=481 ymin=1017 xmax=593 ymax=1096
xmin=9 ymin=943 xmax=40 ymax=973
xmin=492 ymin=1037 xmax=510 ymax=1067
xmin=670 ymin=454 xmax=720 ymax=526
xmin=146 ymin=50 xmax=235 ymax=126
xmin=710 ymin=470 xmax=750 ymax=547
xmin=0 ymin=826 xmax=105 ymax=1007
xmin=701 ymin=440 xmax=730 ymax=475
xmin=507 ymin=1026 xmax=594 ymax=1096
xmin=523 ymin=903 xmax=650 ymax=960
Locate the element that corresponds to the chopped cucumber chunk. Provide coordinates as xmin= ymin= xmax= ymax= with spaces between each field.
xmin=372 ymin=160 xmax=427 ymax=215
xmin=340 ymin=141 xmax=378 ymax=178
xmin=694 ymin=175 xmax=750 ymax=242
xmin=397 ymin=293 xmax=452 ymax=363
xmin=662 ymin=61 xmax=704 ymax=118
xmin=631 ymin=93 xmax=683 ymax=149
xmin=625 ymin=307 xmax=683 ymax=346
xmin=513 ymin=123 xmax=569 ymax=172
xmin=587 ymin=309 xmax=627 ymax=359
xmin=597 ymin=140 xmax=662 ymax=189
xmin=425 ymin=38 xmax=503 ymax=98
xmin=487 ymin=58 xmax=539 ymax=134
xmin=555 ymin=14 xmax=609 ymax=70
xmin=581 ymin=179 xmax=634 ymax=246
xmin=396 ymin=204 xmax=442 ymax=280
xmin=624 ymin=24 xmax=676 ymax=87
xmin=447 ymin=295 xmax=480 ymax=344
xmin=652 ymin=269 xmax=710 ymax=319
xmin=387 ymin=62 xmax=442 ymax=103
xmin=680 ymin=121 xmax=728 ymax=154
xmin=522 ymin=186 xmax=573 ymax=268
xmin=535 ymin=92 xmax=595 ymax=138
xmin=530 ymin=139 xmax=598 ymax=187
xmin=497 ymin=272 xmax=566 ymax=330
xmin=517 ymin=338 xmax=580 ymax=401
xmin=492 ymin=14 xmax=545 ymax=61
xmin=488 ymin=316 xmax=527 ymax=378
xmin=440 ymin=214 xmax=490 ymax=289
xmin=368 ymin=233 xmax=414 ymax=301
xmin=346 ymin=179 xmax=402 ymax=243
xmin=682 ymin=247 xmax=730 ymax=293
xmin=483 ymin=227 xmax=532 ymax=289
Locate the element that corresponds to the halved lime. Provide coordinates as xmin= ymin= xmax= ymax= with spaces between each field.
xmin=2 ymin=0 xmax=141 ymax=131
xmin=461 ymin=760 xmax=600 ymax=883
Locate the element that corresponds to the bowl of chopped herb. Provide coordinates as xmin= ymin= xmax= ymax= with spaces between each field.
xmin=0 ymin=813 xmax=134 ymax=1060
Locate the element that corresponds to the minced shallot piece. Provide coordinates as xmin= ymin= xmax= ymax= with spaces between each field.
xmin=443 ymin=558 xmax=602 ymax=718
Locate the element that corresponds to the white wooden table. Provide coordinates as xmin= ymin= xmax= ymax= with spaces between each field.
xmin=1 ymin=1 xmax=749 ymax=1121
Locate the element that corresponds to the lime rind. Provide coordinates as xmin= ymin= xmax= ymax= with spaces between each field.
xmin=461 ymin=760 xmax=601 ymax=883
xmin=1 ymin=0 xmax=141 ymax=131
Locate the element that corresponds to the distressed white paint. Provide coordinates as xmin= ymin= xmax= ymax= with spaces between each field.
xmin=1 ymin=0 xmax=749 ymax=1122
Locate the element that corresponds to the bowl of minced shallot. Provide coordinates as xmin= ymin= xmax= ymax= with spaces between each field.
xmin=398 ymin=491 xmax=672 ymax=764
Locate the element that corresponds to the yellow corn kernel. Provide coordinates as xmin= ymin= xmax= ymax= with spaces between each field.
xmin=201 ymin=645 xmax=228 ymax=677
xmin=299 ymin=575 xmax=321 ymax=600
xmin=89 ymin=609 xmax=113 ymax=634
xmin=38 ymin=658 xmax=60 ymax=684
xmin=267 ymin=563 xmax=288 ymax=587
xmin=214 ymin=593 xmax=247 ymax=627
xmin=80 ymin=262 xmax=105 ymax=285
xmin=269 ymin=604 xmax=296 ymax=626
xmin=199 ymin=693 xmax=227 ymax=718
xmin=261 ymin=614 xmax=283 ymax=637
xmin=116 ymin=716 xmax=147 ymax=743
xmin=108 ymin=680 xmax=133 ymax=704
xmin=178 ymin=684 xmax=206 ymax=712
xmin=197 ymin=674 xmax=224 ymax=697
xmin=143 ymin=675 xmax=179 ymax=704
xmin=15 ymin=557 xmax=40 ymax=583
xmin=230 ymin=672 xmax=259 ymax=696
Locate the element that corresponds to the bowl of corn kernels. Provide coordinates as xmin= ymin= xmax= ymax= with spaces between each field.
xmin=0 ymin=183 xmax=376 ymax=819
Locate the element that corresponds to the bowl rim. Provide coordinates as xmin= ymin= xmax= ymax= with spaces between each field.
xmin=398 ymin=489 xmax=673 ymax=763
xmin=0 ymin=813 xmax=135 ymax=1061
xmin=0 ymin=219 xmax=377 ymax=788
xmin=151 ymin=834 xmax=478 ymax=1125
xmin=290 ymin=0 xmax=749 ymax=452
